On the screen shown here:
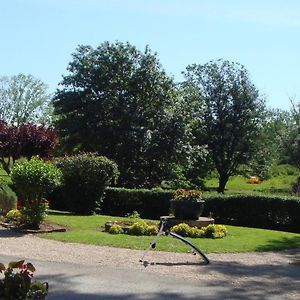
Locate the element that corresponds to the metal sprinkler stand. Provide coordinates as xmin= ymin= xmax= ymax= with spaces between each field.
xmin=139 ymin=217 xmax=210 ymax=265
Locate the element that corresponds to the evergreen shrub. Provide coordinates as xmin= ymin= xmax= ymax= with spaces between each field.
xmin=52 ymin=153 xmax=119 ymax=214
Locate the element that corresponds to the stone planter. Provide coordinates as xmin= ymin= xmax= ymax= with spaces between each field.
xmin=170 ymin=199 xmax=205 ymax=220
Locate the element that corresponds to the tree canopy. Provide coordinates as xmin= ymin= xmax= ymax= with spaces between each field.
xmin=183 ymin=59 xmax=265 ymax=193
xmin=0 ymin=74 xmax=52 ymax=126
xmin=53 ymin=41 xmax=188 ymax=187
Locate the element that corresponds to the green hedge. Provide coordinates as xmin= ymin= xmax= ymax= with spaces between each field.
xmin=101 ymin=187 xmax=173 ymax=219
xmin=203 ymin=194 xmax=300 ymax=233
xmin=102 ymin=189 xmax=300 ymax=232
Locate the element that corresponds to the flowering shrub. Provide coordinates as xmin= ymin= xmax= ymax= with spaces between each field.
xmin=109 ymin=224 xmax=124 ymax=234
xmin=173 ymin=189 xmax=202 ymax=202
xmin=0 ymin=260 xmax=48 ymax=299
xmin=108 ymin=220 xmax=159 ymax=236
xmin=171 ymin=223 xmax=228 ymax=239
xmin=5 ymin=209 xmax=22 ymax=225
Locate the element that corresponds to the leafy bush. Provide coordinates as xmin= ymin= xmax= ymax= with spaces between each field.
xmin=11 ymin=157 xmax=62 ymax=201
xmin=203 ymin=194 xmax=300 ymax=233
xmin=19 ymin=199 xmax=49 ymax=229
xmin=108 ymin=224 xmax=124 ymax=234
xmin=0 ymin=260 xmax=48 ymax=299
xmin=0 ymin=183 xmax=17 ymax=214
xmin=5 ymin=208 xmax=22 ymax=224
xmin=126 ymin=221 xmax=159 ymax=236
xmin=171 ymin=223 xmax=191 ymax=237
xmin=127 ymin=220 xmax=149 ymax=236
xmin=102 ymin=187 xmax=173 ymax=219
xmin=53 ymin=153 xmax=119 ymax=214
xmin=171 ymin=223 xmax=227 ymax=239
xmin=10 ymin=157 xmax=62 ymax=228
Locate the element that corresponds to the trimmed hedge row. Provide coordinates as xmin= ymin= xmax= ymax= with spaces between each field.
xmin=203 ymin=194 xmax=300 ymax=233
xmin=101 ymin=187 xmax=173 ymax=219
xmin=102 ymin=188 xmax=300 ymax=233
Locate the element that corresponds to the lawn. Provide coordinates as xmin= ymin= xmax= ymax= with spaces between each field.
xmin=42 ymin=211 xmax=300 ymax=254
xmin=204 ymin=174 xmax=298 ymax=195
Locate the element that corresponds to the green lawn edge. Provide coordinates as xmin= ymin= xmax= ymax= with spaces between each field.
xmin=42 ymin=211 xmax=300 ymax=254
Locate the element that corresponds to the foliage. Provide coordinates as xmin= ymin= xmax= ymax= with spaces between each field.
xmin=0 ymin=183 xmax=17 ymax=214
xmin=0 ymin=73 xmax=53 ymax=126
xmin=101 ymin=187 xmax=173 ymax=219
xmin=19 ymin=199 xmax=49 ymax=229
xmin=5 ymin=208 xmax=22 ymax=224
xmin=171 ymin=223 xmax=227 ymax=239
xmin=53 ymin=153 xmax=119 ymax=214
xmin=108 ymin=224 xmax=124 ymax=234
xmin=183 ymin=59 xmax=265 ymax=193
xmin=203 ymin=194 xmax=300 ymax=232
xmin=127 ymin=220 xmax=158 ymax=236
xmin=291 ymin=176 xmax=300 ymax=196
xmin=0 ymin=260 xmax=48 ymax=299
xmin=0 ymin=121 xmax=58 ymax=174
xmin=11 ymin=157 xmax=62 ymax=201
xmin=53 ymin=41 xmax=189 ymax=188
xmin=11 ymin=157 xmax=61 ymax=228
xmin=279 ymin=101 xmax=300 ymax=169
xmin=173 ymin=188 xmax=202 ymax=202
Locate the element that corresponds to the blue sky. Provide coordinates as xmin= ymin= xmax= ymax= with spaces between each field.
xmin=1 ymin=0 xmax=300 ymax=110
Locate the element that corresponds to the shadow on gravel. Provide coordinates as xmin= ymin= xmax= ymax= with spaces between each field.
xmin=0 ymin=226 xmax=25 ymax=238
xmin=200 ymin=259 xmax=300 ymax=299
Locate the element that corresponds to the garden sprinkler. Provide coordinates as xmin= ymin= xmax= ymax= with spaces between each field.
xmin=139 ymin=217 xmax=210 ymax=264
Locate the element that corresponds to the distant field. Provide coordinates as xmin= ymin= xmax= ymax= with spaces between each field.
xmin=204 ymin=174 xmax=298 ymax=195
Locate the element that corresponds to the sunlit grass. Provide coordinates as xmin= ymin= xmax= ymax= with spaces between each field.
xmin=42 ymin=211 xmax=300 ymax=253
xmin=204 ymin=174 xmax=297 ymax=195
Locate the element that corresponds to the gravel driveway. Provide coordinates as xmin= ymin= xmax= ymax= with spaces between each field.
xmin=0 ymin=226 xmax=299 ymax=299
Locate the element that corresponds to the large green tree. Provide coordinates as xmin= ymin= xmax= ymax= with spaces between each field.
xmin=183 ymin=59 xmax=265 ymax=193
xmin=0 ymin=74 xmax=52 ymax=126
xmin=53 ymin=41 xmax=187 ymax=187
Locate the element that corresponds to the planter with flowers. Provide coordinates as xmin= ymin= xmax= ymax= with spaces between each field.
xmin=170 ymin=189 xmax=205 ymax=220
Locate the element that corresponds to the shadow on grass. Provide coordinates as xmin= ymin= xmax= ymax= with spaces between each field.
xmin=47 ymin=210 xmax=75 ymax=216
xmin=255 ymin=236 xmax=300 ymax=252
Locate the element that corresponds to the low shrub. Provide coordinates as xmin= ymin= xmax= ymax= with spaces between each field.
xmin=102 ymin=187 xmax=173 ymax=219
xmin=127 ymin=220 xmax=149 ymax=236
xmin=52 ymin=153 xmax=119 ymax=214
xmin=109 ymin=224 xmax=124 ymax=234
xmin=5 ymin=208 xmax=22 ymax=225
xmin=171 ymin=223 xmax=227 ymax=239
xmin=0 ymin=183 xmax=17 ymax=214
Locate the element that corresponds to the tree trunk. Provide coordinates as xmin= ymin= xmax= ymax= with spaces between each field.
xmin=217 ymin=173 xmax=229 ymax=193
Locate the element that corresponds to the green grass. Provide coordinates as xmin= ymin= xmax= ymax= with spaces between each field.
xmin=204 ymin=174 xmax=298 ymax=195
xmin=42 ymin=211 xmax=300 ymax=254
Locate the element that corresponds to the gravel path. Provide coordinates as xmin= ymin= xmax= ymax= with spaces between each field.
xmin=0 ymin=226 xmax=299 ymax=299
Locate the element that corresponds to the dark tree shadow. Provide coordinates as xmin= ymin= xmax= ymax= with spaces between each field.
xmin=255 ymin=236 xmax=300 ymax=252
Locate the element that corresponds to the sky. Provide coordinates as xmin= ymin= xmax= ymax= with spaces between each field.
xmin=0 ymin=0 xmax=300 ymax=110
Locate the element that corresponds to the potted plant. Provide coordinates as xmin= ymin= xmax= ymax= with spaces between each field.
xmin=0 ymin=260 xmax=48 ymax=299
xmin=170 ymin=189 xmax=205 ymax=220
